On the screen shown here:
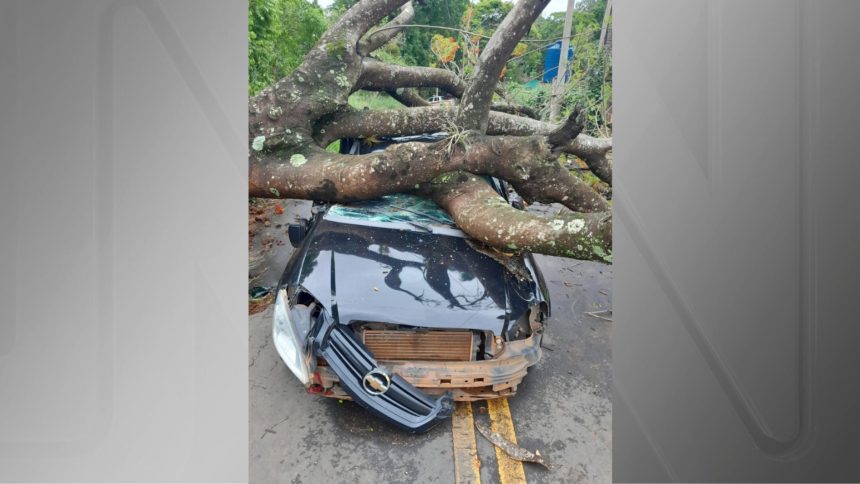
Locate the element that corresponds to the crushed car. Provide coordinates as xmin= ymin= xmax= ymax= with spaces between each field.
xmin=273 ymin=134 xmax=550 ymax=433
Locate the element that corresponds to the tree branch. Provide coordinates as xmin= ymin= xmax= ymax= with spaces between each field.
xmin=315 ymin=106 xmax=452 ymax=145
xmin=316 ymin=108 xmax=552 ymax=145
xmin=490 ymin=102 xmax=539 ymax=119
xmin=425 ymin=173 xmax=611 ymax=260
xmin=357 ymin=58 xmax=466 ymax=97
xmin=316 ymin=107 xmax=613 ymax=185
xmin=547 ymin=107 xmax=584 ymax=147
xmin=458 ymin=0 xmax=550 ymax=131
xmin=556 ymin=134 xmax=612 ymax=184
xmin=387 ymin=88 xmax=431 ymax=107
xmin=329 ymin=0 xmax=410 ymax=46
xmin=481 ymin=111 xmax=613 ymax=184
xmin=248 ymin=0 xmax=408 ymax=151
xmin=250 ymin=135 xmax=607 ymax=212
xmin=357 ymin=1 xmax=415 ymax=56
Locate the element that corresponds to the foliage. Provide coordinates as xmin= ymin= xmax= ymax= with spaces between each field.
xmin=559 ymin=0 xmax=612 ymax=135
xmin=502 ymin=0 xmax=612 ymax=135
xmin=430 ymin=35 xmax=460 ymax=64
xmin=400 ymin=0 xmax=470 ymax=68
xmin=248 ymin=0 xmax=328 ymax=95
xmin=472 ymin=0 xmax=513 ymax=31
xmin=372 ymin=40 xmax=407 ymax=66
xmin=562 ymin=45 xmax=611 ymax=136
xmin=426 ymin=2 xmax=522 ymax=81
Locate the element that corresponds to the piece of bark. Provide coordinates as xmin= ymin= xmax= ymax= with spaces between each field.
xmin=475 ymin=420 xmax=552 ymax=469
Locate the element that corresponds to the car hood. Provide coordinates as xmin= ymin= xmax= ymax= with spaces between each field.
xmin=283 ymin=219 xmax=538 ymax=335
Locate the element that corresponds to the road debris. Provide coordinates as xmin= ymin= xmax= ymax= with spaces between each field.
xmin=475 ymin=420 xmax=552 ymax=469
xmin=584 ymin=309 xmax=612 ymax=322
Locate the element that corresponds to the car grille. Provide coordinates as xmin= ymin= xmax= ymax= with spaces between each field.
xmin=362 ymin=330 xmax=474 ymax=362
xmin=317 ymin=323 xmax=453 ymax=432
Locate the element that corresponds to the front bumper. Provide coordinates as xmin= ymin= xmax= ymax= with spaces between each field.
xmin=312 ymin=317 xmax=454 ymax=433
xmin=316 ymin=330 xmax=543 ymax=402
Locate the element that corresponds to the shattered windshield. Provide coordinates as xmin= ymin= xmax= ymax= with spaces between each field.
xmin=326 ymin=193 xmax=459 ymax=232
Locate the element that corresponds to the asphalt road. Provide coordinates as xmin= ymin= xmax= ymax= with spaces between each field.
xmin=249 ymin=201 xmax=611 ymax=483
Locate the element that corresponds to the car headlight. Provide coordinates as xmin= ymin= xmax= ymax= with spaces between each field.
xmin=272 ymin=288 xmax=313 ymax=385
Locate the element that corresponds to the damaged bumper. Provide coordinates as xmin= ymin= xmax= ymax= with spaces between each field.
xmin=315 ymin=329 xmax=543 ymax=404
xmin=312 ymin=317 xmax=454 ymax=433
xmin=308 ymin=308 xmax=544 ymax=432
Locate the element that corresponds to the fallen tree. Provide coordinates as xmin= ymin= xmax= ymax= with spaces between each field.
xmin=249 ymin=0 xmax=613 ymax=260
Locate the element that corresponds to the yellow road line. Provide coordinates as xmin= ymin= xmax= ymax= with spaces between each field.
xmin=487 ymin=398 xmax=527 ymax=484
xmin=451 ymin=401 xmax=482 ymax=484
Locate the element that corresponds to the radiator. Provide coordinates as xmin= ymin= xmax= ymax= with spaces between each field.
xmin=362 ymin=329 xmax=475 ymax=362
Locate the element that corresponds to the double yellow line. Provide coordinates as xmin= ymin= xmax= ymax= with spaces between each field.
xmin=452 ymin=402 xmax=482 ymax=483
xmin=451 ymin=399 xmax=527 ymax=484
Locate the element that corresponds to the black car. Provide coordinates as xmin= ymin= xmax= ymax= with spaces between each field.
xmin=273 ymin=134 xmax=550 ymax=432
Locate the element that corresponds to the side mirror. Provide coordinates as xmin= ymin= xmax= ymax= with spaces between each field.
xmin=288 ymin=220 xmax=308 ymax=248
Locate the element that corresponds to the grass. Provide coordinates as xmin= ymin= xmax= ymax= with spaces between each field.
xmin=319 ymin=93 xmax=403 ymax=153
xmin=348 ymin=91 xmax=404 ymax=111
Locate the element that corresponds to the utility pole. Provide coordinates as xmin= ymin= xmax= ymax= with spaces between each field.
xmin=549 ymin=0 xmax=575 ymax=122
xmin=599 ymin=0 xmax=612 ymax=51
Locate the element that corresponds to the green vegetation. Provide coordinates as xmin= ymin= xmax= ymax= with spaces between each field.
xmin=248 ymin=0 xmax=327 ymax=94
xmin=502 ymin=0 xmax=612 ymax=135
xmin=248 ymin=0 xmax=611 ymax=135
xmin=400 ymin=0 xmax=472 ymax=68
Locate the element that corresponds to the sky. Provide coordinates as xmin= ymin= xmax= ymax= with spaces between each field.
xmin=544 ymin=0 xmax=570 ymax=15
xmin=314 ymin=0 xmax=571 ymax=16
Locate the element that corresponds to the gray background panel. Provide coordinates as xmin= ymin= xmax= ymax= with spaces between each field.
xmin=615 ymin=0 xmax=860 ymax=481
xmin=0 ymin=1 xmax=247 ymax=481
